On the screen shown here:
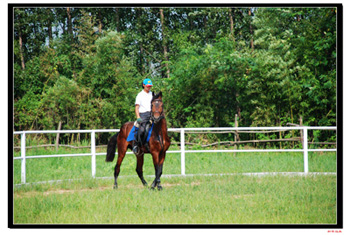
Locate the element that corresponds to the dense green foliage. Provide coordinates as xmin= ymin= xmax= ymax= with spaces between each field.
xmin=13 ymin=7 xmax=337 ymax=142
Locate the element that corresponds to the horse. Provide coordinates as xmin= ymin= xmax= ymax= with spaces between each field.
xmin=105 ymin=91 xmax=171 ymax=190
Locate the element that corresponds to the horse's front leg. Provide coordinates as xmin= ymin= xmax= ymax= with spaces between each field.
xmin=150 ymin=164 xmax=163 ymax=190
xmin=151 ymin=152 xmax=165 ymax=190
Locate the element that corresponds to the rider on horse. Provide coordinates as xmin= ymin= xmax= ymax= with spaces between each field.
xmin=133 ymin=78 xmax=153 ymax=155
xmin=106 ymin=79 xmax=170 ymax=190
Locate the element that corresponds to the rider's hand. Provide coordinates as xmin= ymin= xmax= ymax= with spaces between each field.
xmin=137 ymin=118 xmax=142 ymax=123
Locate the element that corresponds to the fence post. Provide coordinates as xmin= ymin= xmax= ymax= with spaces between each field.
xmin=300 ymin=116 xmax=303 ymax=149
xmin=55 ymin=121 xmax=62 ymax=151
xmin=181 ymin=128 xmax=185 ymax=176
xmin=303 ymin=127 xmax=309 ymax=174
xmin=234 ymin=114 xmax=238 ymax=157
xmin=91 ymin=131 xmax=96 ymax=178
xmin=21 ymin=132 xmax=26 ymax=184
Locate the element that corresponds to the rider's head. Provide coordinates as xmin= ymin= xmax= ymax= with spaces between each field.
xmin=142 ymin=78 xmax=153 ymax=90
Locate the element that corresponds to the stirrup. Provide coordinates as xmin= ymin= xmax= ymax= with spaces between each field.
xmin=133 ymin=145 xmax=140 ymax=155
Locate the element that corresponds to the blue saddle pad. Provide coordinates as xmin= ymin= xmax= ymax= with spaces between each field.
xmin=126 ymin=123 xmax=154 ymax=142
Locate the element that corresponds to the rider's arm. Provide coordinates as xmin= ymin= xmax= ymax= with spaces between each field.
xmin=135 ymin=104 xmax=141 ymax=119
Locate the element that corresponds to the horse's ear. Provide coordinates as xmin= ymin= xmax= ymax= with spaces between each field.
xmin=159 ymin=91 xmax=162 ymax=98
xmin=152 ymin=91 xmax=155 ymax=97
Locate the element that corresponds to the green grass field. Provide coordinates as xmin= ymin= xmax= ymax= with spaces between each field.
xmin=12 ymin=147 xmax=337 ymax=224
xmin=13 ymin=147 xmax=336 ymax=184
xmin=13 ymin=174 xmax=337 ymax=224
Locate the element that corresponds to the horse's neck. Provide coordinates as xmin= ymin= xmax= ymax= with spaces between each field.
xmin=160 ymin=118 xmax=167 ymax=128
xmin=154 ymin=118 xmax=167 ymax=133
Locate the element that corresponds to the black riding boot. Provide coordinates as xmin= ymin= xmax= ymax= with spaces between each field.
xmin=132 ymin=127 xmax=142 ymax=155
xmin=133 ymin=123 xmax=146 ymax=155
xmin=143 ymin=122 xmax=151 ymax=151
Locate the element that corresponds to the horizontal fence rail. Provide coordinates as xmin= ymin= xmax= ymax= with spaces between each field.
xmin=13 ymin=126 xmax=337 ymax=185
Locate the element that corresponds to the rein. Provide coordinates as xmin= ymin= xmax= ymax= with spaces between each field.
xmin=150 ymin=98 xmax=165 ymax=154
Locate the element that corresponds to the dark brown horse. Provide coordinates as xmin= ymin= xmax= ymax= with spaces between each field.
xmin=106 ymin=91 xmax=170 ymax=190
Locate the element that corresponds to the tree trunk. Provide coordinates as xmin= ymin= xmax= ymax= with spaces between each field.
xmin=67 ymin=7 xmax=73 ymax=40
xmin=229 ymin=8 xmax=235 ymax=41
xmin=160 ymin=9 xmax=170 ymax=79
xmin=248 ymin=8 xmax=254 ymax=50
xmin=229 ymin=8 xmax=234 ymax=33
xmin=98 ymin=10 xmax=103 ymax=33
xmin=67 ymin=7 xmax=77 ymax=78
xmin=19 ymin=30 xmax=25 ymax=70
xmin=136 ymin=8 xmax=145 ymax=75
xmin=47 ymin=9 xmax=53 ymax=47
xmin=115 ymin=8 xmax=120 ymax=32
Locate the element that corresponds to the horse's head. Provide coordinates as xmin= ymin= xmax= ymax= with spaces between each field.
xmin=151 ymin=91 xmax=164 ymax=123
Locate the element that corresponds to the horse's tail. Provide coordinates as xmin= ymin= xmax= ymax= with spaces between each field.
xmin=106 ymin=133 xmax=119 ymax=162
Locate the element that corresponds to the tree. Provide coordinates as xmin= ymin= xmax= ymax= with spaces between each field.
xmin=39 ymin=76 xmax=94 ymax=131
xmin=251 ymin=7 xmax=336 ymax=127
xmin=14 ymin=8 xmax=28 ymax=70
xmin=159 ymin=8 xmax=170 ymax=79
xmin=12 ymin=6 xmax=337 ymax=140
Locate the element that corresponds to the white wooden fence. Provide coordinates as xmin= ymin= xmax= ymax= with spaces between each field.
xmin=13 ymin=126 xmax=337 ymax=184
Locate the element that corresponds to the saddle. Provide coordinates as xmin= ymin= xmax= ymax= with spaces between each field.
xmin=126 ymin=121 xmax=154 ymax=147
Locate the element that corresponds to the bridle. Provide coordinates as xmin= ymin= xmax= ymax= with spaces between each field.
xmin=150 ymin=98 xmax=165 ymax=153
xmin=151 ymin=98 xmax=164 ymax=123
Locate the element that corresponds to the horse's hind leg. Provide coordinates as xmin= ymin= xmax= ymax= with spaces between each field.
xmin=136 ymin=154 xmax=148 ymax=187
xmin=113 ymin=158 xmax=122 ymax=189
xmin=113 ymin=142 xmax=128 ymax=189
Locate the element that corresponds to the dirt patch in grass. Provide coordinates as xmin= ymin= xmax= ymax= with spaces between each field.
xmin=14 ymin=181 xmax=202 ymax=198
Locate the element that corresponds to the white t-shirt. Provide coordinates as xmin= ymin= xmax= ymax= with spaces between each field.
xmin=135 ymin=90 xmax=153 ymax=113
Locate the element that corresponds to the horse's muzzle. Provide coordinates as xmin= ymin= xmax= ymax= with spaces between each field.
xmin=151 ymin=115 xmax=164 ymax=124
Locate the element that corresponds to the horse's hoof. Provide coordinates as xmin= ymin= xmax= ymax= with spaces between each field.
xmin=141 ymin=179 xmax=148 ymax=187
xmin=113 ymin=185 xmax=118 ymax=190
xmin=157 ymin=185 xmax=163 ymax=191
